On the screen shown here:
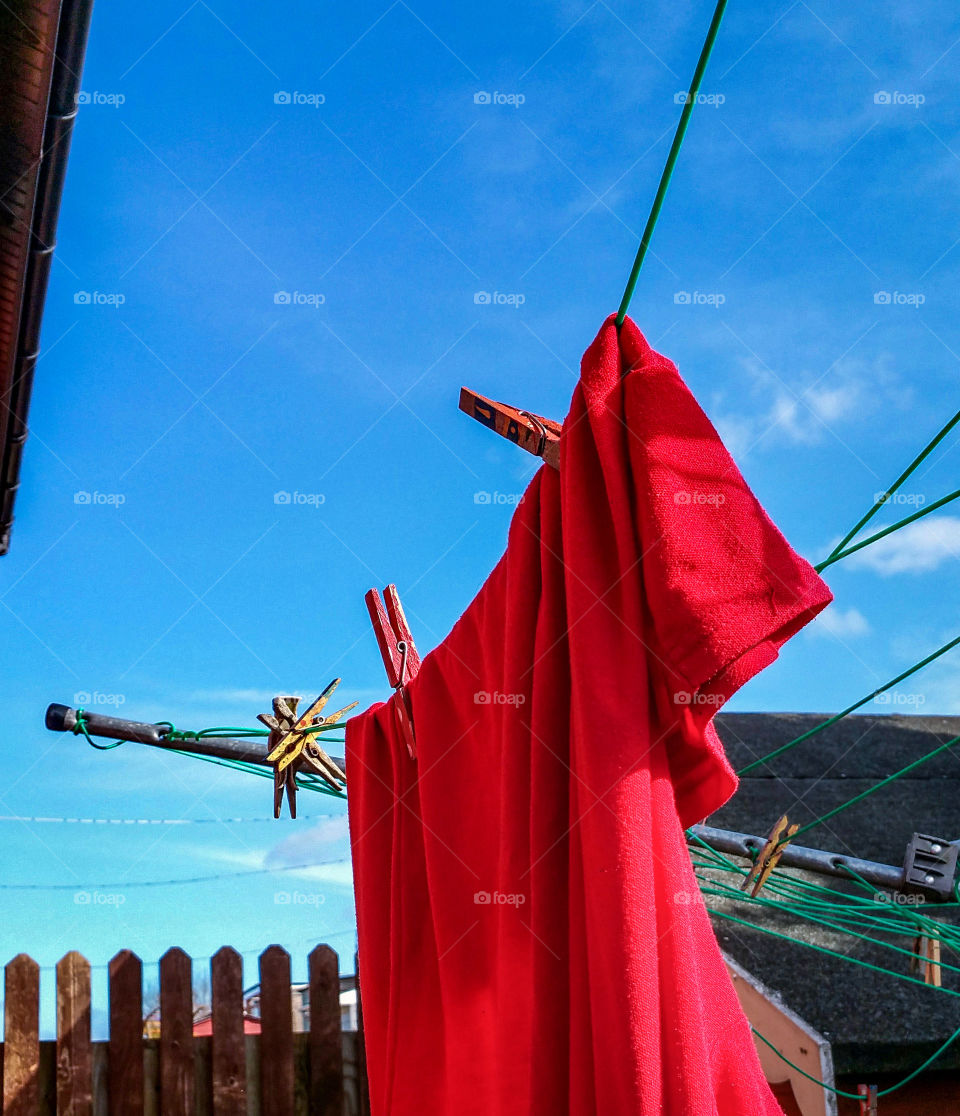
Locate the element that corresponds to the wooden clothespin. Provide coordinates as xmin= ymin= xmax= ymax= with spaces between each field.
xmin=258 ymin=680 xmax=356 ymax=818
xmin=857 ymin=1083 xmax=878 ymax=1115
xmin=910 ymin=932 xmax=942 ymax=987
xmin=365 ymin=584 xmax=421 ymax=759
xmin=459 ymin=387 xmax=561 ymax=470
xmin=742 ymin=814 xmax=799 ymax=898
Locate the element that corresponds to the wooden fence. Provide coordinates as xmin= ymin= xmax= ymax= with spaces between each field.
xmin=0 ymin=945 xmax=370 ymax=1116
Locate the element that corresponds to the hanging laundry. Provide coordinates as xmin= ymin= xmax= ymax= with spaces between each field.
xmin=346 ymin=315 xmax=832 ymax=1116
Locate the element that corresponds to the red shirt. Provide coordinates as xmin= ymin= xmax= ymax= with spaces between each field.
xmin=347 ymin=315 xmax=832 ymax=1115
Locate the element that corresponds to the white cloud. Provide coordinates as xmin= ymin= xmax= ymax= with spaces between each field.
xmin=845 ymin=516 xmax=960 ymax=575
xmin=266 ymin=816 xmax=351 ymax=868
xmin=809 ymin=606 xmax=871 ymax=639
xmin=711 ymin=356 xmax=872 ymax=454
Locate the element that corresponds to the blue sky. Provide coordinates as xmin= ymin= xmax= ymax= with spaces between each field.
xmin=3 ymin=0 xmax=960 ymax=1032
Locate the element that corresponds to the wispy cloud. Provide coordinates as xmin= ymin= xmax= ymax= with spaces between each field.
xmin=808 ymin=606 xmax=871 ymax=638
xmin=844 ymin=516 xmax=960 ymax=574
xmin=265 ymin=816 xmax=351 ymax=868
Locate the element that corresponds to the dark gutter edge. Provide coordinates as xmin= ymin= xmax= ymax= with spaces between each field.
xmin=0 ymin=0 xmax=95 ymax=555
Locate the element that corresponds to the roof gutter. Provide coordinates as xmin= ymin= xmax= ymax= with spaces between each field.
xmin=0 ymin=0 xmax=95 ymax=554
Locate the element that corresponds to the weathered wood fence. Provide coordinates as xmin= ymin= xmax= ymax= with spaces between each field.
xmin=0 ymin=945 xmax=370 ymax=1115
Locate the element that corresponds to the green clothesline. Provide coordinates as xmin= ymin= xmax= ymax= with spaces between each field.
xmin=614 ymin=0 xmax=729 ymax=325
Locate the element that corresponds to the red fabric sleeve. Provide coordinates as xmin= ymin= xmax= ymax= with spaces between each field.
xmin=573 ymin=316 xmax=833 ymax=824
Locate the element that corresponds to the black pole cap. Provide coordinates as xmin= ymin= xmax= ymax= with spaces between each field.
xmin=45 ymin=703 xmax=76 ymax=732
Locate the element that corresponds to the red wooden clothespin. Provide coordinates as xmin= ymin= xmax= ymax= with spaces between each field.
xmin=857 ymin=1083 xmax=878 ymax=1115
xmin=459 ymin=387 xmax=561 ymax=470
xmin=365 ymin=584 xmax=421 ymax=759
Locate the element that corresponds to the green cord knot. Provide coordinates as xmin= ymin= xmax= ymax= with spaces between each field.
xmin=73 ymin=708 xmax=125 ymax=750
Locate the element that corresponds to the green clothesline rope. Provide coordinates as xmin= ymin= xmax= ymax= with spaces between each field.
xmin=615 ymin=0 xmax=729 ymax=325
xmin=820 ymin=404 xmax=960 ymax=566
xmin=737 ymin=632 xmax=960 ymax=775
xmin=751 ymin=1022 xmax=960 ymax=1101
xmin=72 ymin=711 xmax=347 ymax=799
xmin=783 ymin=734 xmax=960 ymax=846
xmin=817 ymin=485 xmax=960 ymax=573
xmin=707 ymin=906 xmax=960 ymax=999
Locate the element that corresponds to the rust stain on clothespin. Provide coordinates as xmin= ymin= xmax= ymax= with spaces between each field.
xmin=365 ymin=584 xmax=421 ymax=758
xmin=741 ymin=814 xmax=798 ymax=898
xmin=459 ymin=387 xmax=561 ymax=470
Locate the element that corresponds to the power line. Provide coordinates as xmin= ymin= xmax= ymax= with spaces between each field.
xmin=0 ymin=857 xmax=351 ymax=891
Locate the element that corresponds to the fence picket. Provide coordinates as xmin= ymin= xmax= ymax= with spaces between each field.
xmin=108 ymin=951 xmax=143 ymax=1116
xmin=56 ymin=951 xmax=93 ymax=1116
xmin=4 ymin=953 xmax=41 ymax=1116
xmin=210 ymin=947 xmax=245 ymax=1116
xmin=308 ymin=945 xmax=343 ymax=1116
xmin=258 ymin=946 xmax=294 ymax=1116
xmin=4 ymin=953 xmax=40 ymax=1116
xmin=159 ymin=948 xmax=194 ymax=1115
